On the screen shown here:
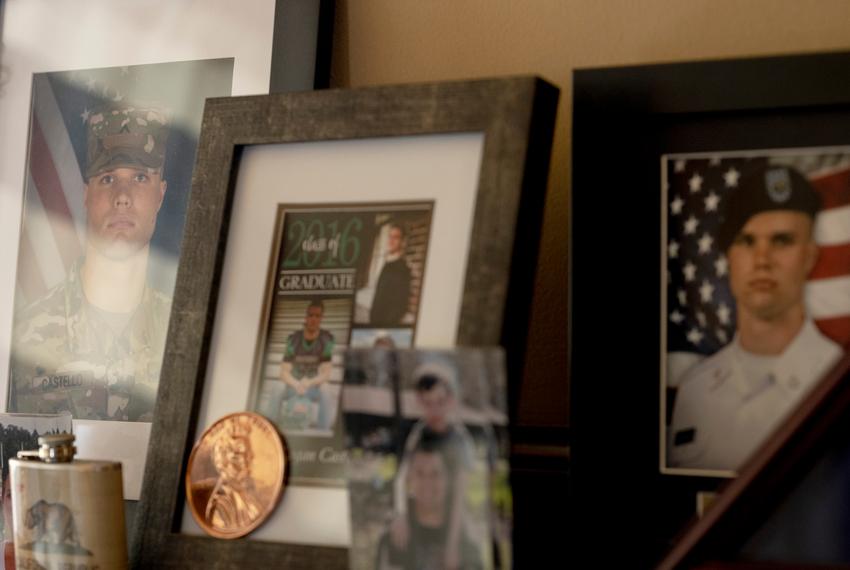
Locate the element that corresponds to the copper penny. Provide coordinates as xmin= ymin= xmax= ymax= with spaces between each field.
xmin=185 ymin=412 xmax=287 ymax=539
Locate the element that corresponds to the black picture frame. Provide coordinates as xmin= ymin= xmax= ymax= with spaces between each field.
xmin=658 ymin=350 xmax=850 ymax=568
xmin=570 ymin=50 xmax=850 ymax=567
xmin=270 ymin=0 xmax=335 ymax=92
xmin=133 ymin=76 xmax=558 ymax=567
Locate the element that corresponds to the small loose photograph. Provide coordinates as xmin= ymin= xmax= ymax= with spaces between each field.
xmin=343 ymin=348 xmax=511 ymax=570
xmin=663 ymin=148 xmax=850 ymax=475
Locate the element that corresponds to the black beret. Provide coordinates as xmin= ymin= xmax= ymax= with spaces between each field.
xmin=717 ymin=165 xmax=820 ymax=251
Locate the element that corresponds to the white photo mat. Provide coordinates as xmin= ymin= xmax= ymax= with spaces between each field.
xmin=179 ymin=133 xmax=485 ymax=546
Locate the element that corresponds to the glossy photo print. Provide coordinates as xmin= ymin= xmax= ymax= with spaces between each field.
xmin=249 ymin=203 xmax=434 ymax=485
xmin=662 ymin=148 xmax=850 ymax=475
xmin=8 ymin=59 xmax=233 ymax=422
xmin=343 ymin=348 xmax=512 ymax=570
xmin=6 ymin=59 xmax=233 ymax=499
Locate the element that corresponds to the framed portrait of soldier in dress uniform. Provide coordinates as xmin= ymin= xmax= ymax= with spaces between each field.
xmin=134 ymin=77 xmax=557 ymax=567
xmin=662 ymin=147 xmax=850 ymax=477
xmin=572 ymin=51 xmax=850 ymax=568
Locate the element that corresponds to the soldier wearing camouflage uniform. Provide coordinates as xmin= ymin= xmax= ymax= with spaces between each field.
xmin=9 ymin=106 xmax=172 ymax=422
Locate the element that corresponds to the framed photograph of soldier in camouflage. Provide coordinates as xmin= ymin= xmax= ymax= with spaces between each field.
xmin=248 ymin=203 xmax=433 ymax=486
xmin=0 ymin=0 xmax=335 ymax=505
xmin=4 ymin=59 xmax=235 ymax=501
xmin=135 ymin=78 xmax=557 ymax=567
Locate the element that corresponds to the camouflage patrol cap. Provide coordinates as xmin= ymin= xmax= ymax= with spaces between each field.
xmin=85 ymin=106 xmax=169 ymax=180
xmin=717 ymin=164 xmax=821 ymax=251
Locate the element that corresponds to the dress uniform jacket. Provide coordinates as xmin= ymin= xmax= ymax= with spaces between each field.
xmin=669 ymin=319 xmax=841 ymax=471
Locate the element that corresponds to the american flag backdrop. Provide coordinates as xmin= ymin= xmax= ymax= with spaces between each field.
xmin=665 ymin=151 xmax=850 ymax=386
xmin=13 ymin=60 xmax=233 ymax=308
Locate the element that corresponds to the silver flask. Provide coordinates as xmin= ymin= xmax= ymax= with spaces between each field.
xmin=9 ymin=434 xmax=127 ymax=570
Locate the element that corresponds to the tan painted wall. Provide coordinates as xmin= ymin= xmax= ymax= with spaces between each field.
xmin=330 ymin=0 xmax=850 ymax=428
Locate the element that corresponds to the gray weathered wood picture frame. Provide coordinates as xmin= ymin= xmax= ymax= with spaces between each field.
xmin=131 ymin=76 xmax=558 ymax=568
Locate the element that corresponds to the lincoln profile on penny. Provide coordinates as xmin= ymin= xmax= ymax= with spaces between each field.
xmin=205 ymin=418 xmax=263 ymax=531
